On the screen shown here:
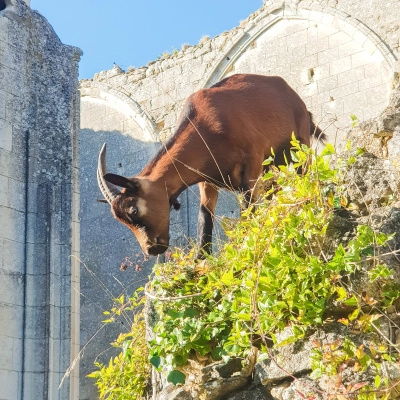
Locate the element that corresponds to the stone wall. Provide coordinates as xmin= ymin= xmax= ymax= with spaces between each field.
xmin=79 ymin=0 xmax=400 ymax=398
xmin=0 ymin=1 xmax=81 ymax=399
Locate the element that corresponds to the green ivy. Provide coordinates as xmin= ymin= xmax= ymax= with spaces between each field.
xmin=147 ymin=137 xmax=400 ymax=396
xmin=91 ymin=137 xmax=400 ymax=398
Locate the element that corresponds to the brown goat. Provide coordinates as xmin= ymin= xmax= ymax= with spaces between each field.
xmin=98 ymin=74 xmax=322 ymax=257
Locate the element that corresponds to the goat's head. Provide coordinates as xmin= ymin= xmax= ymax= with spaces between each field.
xmin=97 ymin=144 xmax=174 ymax=256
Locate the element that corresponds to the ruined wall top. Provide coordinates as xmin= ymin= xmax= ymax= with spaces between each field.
xmin=84 ymin=0 xmax=400 ymax=83
xmin=0 ymin=0 xmax=81 ymax=398
xmin=79 ymin=1 xmax=400 ymax=397
xmin=81 ymin=0 xmax=400 ymax=147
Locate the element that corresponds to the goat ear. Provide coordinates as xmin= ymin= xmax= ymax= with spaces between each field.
xmin=103 ymin=173 xmax=140 ymax=193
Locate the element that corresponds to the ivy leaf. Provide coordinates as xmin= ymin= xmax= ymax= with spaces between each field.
xmin=320 ymin=143 xmax=335 ymax=156
xmin=335 ymin=286 xmax=347 ymax=302
xmin=173 ymin=354 xmax=188 ymax=366
xmin=350 ymin=114 xmax=358 ymax=128
xmin=292 ymin=325 xmax=305 ymax=338
xmin=355 ymin=147 xmax=365 ymax=156
xmin=343 ymin=296 xmax=358 ymax=307
xmin=236 ymin=313 xmax=251 ymax=321
xmin=290 ymin=150 xmax=299 ymax=162
xmin=150 ymin=356 xmax=161 ymax=369
xmin=276 ymin=335 xmax=297 ymax=347
xmin=221 ymin=270 xmax=234 ymax=285
xmin=183 ymin=308 xmax=200 ymax=318
xmin=167 ymin=370 xmax=186 ymax=385
xmin=356 ymin=344 xmax=365 ymax=360
xmin=348 ymin=308 xmax=360 ymax=321
xmin=262 ymin=156 xmax=274 ymax=166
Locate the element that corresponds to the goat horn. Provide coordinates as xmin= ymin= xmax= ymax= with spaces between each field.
xmin=97 ymin=143 xmax=121 ymax=204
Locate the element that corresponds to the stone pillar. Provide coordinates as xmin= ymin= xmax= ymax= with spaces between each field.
xmin=0 ymin=1 xmax=81 ymax=399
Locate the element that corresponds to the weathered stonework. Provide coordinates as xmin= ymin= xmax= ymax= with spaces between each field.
xmin=0 ymin=0 xmax=81 ymax=399
xmin=79 ymin=0 xmax=400 ymax=398
xmin=80 ymin=0 xmax=399 ymax=145
xmin=1 ymin=0 xmax=395 ymax=398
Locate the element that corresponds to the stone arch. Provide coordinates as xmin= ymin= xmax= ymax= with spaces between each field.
xmin=79 ymin=82 xmax=163 ymax=392
xmin=80 ymin=82 xmax=159 ymax=143
xmin=201 ymin=2 xmax=398 ymax=145
xmin=203 ymin=4 xmax=397 ymax=87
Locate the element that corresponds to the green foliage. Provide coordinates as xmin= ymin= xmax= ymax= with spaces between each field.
xmin=351 ymin=114 xmax=359 ymax=128
xmin=147 ymin=137 xmax=400 ymax=396
xmin=91 ymin=138 xmax=400 ymax=398
xmin=167 ymin=370 xmax=186 ymax=385
xmin=88 ymin=292 xmax=151 ymax=400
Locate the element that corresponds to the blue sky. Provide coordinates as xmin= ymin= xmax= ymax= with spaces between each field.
xmin=30 ymin=1 xmax=263 ymax=80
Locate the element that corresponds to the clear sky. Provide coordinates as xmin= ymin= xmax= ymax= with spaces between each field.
xmin=30 ymin=1 xmax=263 ymax=80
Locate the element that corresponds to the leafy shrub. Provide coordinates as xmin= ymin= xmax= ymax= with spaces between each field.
xmin=91 ymin=138 xmax=400 ymax=398
xmin=88 ymin=294 xmax=151 ymax=399
xmin=147 ymin=138 xmax=400 ymax=395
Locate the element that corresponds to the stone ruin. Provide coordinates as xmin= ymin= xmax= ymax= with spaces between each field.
xmin=0 ymin=0 xmax=80 ymax=399
xmin=0 ymin=0 xmax=400 ymax=398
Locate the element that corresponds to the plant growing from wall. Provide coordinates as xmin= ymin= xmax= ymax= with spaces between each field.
xmin=90 ymin=137 xmax=400 ymax=398
xmin=147 ymin=137 xmax=400 ymax=396
xmin=87 ymin=292 xmax=151 ymax=400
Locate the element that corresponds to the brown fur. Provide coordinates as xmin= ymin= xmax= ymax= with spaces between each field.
xmin=102 ymin=74 xmax=321 ymax=256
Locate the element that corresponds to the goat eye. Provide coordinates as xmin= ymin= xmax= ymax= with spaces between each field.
xmin=130 ymin=206 xmax=138 ymax=215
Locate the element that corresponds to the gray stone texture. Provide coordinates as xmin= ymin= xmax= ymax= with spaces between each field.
xmin=80 ymin=0 xmax=399 ymax=150
xmin=152 ymin=349 xmax=257 ymax=400
xmin=79 ymin=0 xmax=399 ymax=395
xmin=0 ymin=0 xmax=81 ymax=399
xmin=2 ymin=0 xmax=400 ymax=398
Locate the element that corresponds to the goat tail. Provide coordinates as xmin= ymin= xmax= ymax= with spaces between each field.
xmin=309 ymin=112 xmax=326 ymax=142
